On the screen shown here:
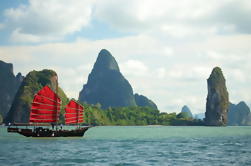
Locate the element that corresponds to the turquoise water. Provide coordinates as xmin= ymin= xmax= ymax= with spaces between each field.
xmin=0 ymin=126 xmax=251 ymax=166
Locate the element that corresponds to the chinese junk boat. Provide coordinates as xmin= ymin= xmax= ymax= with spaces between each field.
xmin=7 ymin=86 xmax=90 ymax=137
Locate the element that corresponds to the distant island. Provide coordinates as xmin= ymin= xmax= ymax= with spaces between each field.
xmin=1 ymin=49 xmax=251 ymax=126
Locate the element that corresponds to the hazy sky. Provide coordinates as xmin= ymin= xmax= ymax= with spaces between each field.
xmin=0 ymin=0 xmax=250 ymax=114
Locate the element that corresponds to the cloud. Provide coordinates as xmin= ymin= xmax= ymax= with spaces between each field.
xmin=1 ymin=32 xmax=251 ymax=113
xmin=94 ymin=0 xmax=251 ymax=37
xmin=155 ymin=68 xmax=166 ymax=79
xmin=9 ymin=28 xmax=58 ymax=43
xmin=47 ymin=65 xmax=92 ymax=99
xmin=213 ymin=1 xmax=251 ymax=34
xmin=0 ymin=0 xmax=250 ymax=114
xmin=120 ymin=60 xmax=148 ymax=76
xmin=4 ymin=0 xmax=94 ymax=42
xmin=3 ymin=0 xmax=251 ymax=43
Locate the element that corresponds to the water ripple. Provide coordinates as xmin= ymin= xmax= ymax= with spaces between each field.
xmin=1 ymin=126 xmax=251 ymax=166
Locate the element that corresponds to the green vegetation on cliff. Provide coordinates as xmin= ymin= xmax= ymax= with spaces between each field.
xmin=134 ymin=94 xmax=158 ymax=109
xmin=5 ymin=69 xmax=69 ymax=123
xmin=2 ymin=66 xmax=203 ymax=126
xmin=81 ymin=104 xmax=204 ymax=126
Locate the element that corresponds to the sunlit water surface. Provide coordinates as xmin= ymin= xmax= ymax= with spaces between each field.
xmin=0 ymin=126 xmax=251 ymax=166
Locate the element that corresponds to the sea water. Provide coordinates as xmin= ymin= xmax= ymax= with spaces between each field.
xmin=0 ymin=126 xmax=251 ymax=166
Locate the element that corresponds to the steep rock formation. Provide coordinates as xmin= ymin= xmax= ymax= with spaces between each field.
xmin=0 ymin=60 xmax=23 ymax=118
xmin=227 ymin=103 xmax=236 ymax=125
xmin=79 ymin=49 xmax=137 ymax=109
xmin=134 ymin=93 xmax=158 ymax=109
xmin=0 ymin=114 xmax=3 ymax=124
xmin=5 ymin=69 xmax=68 ymax=123
xmin=181 ymin=105 xmax=193 ymax=118
xmin=228 ymin=101 xmax=251 ymax=126
xmin=205 ymin=67 xmax=229 ymax=126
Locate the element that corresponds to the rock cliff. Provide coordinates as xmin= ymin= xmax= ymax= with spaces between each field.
xmin=79 ymin=49 xmax=158 ymax=109
xmin=228 ymin=101 xmax=251 ymax=126
xmin=5 ymin=69 xmax=68 ymax=123
xmin=79 ymin=49 xmax=137 ymax=109
xmin=134 ymin=93 xmax=158 ymax=109
xmin=181 ymin=105 xmax=193 ymax=118
xmin=205 ymin=67 xmax=229 ymax=126
xmin=0 ymin=60 xmax=23 ymax=119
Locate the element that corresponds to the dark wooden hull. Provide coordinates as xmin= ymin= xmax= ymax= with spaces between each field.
xmin=7 ymin=127 xmax=90 ymax=137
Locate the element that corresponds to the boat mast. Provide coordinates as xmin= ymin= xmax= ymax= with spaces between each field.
xmin=77 ymin=101 xmax=79 ymax=128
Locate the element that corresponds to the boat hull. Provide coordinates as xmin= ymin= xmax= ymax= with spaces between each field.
xmin=7 ymin=127 xmax=90 ymax=137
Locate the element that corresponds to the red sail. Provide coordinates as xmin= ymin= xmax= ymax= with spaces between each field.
xmin=29 ymin=86 xmax=61 ymax=123
xmin=31 ymin=102 xmax=60 ymax=111
xmin=33 ymin=95 xmax=60 ymax=106
xmin=36 ymin=86 xmax=61 ymax=103
xmin=65 ymin=100 xmax=84 ymax=124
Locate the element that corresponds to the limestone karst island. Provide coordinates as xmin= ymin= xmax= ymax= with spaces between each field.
xmin=1 ymin=49 xmax=251 ymax=126
xmin=1 ymin=1 xmax=251 ymax=165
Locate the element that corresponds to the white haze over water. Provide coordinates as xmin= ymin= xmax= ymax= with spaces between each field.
xmin=0 ymin=0 xmax=250 ymax=114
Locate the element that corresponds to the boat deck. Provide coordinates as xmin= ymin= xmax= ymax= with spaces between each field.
xmin=7 ymin=126 xmax=90 ymax=137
